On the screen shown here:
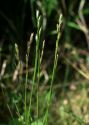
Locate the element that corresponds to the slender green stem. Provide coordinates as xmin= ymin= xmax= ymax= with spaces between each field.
xmin=43 ymin=14 xmax=62 ymax=125
xmin=27 ymin=12 xmax=42 ymax=124
xmin=24 ymin=54 xmax=28 ymax=122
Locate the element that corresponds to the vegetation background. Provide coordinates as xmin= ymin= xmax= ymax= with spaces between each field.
xmin=0 ymin=0 xmax=89 ymax=125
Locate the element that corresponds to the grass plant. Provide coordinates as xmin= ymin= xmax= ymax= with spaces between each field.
xmin=13 ymin=10 xmax=63 ymax=125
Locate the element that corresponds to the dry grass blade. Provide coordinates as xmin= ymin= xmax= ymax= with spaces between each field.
xmin=0 ymin=60 xmax=7 ymax=79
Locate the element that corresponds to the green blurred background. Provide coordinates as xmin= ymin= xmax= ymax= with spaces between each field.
xmin=0 ymin=0 xmax=89 ymax=124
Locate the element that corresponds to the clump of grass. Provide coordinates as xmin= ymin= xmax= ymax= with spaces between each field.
xmin=10 ymin=10 xmax=62 ymax=125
